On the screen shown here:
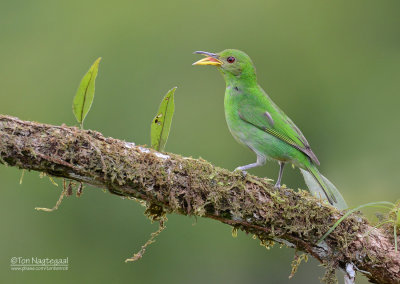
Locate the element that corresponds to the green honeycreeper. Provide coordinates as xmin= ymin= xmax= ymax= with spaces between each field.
xmin=193 ymin=49 xmax=347 ymax=210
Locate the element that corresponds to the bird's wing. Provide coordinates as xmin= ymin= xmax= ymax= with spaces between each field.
xmin=238 ymin=104 xmax=320 ymax=165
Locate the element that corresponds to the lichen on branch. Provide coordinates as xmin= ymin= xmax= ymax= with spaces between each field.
xmin=0 ymin=115 xmax=399 ymax=284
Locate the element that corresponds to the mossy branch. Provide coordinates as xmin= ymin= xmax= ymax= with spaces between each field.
xmin=0 ymin=114 xmax=399 ymax=284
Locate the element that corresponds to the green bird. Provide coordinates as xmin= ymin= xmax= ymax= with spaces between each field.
xmin=193 ymin=49 xmax=347 ymax=210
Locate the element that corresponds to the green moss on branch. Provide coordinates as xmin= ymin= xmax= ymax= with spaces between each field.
xmin=0 ymin=115 xmax=399 ymax=284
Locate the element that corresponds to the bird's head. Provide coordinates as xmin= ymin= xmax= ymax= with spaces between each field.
xmin=193 ymin=49 xmax=256 ymax=82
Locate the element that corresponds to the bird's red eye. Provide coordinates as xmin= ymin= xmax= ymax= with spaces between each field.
xmin=227 ymin=56 xmax=235 ymax=63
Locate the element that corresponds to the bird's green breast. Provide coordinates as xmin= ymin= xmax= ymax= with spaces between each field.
xmin=224 ymin=84 xmax=309 ymax=167
xmin=224 ymin=85 xmax=247 ymax=145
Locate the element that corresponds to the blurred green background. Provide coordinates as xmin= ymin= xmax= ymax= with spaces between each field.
xmin=1 ymin=1 xmax=399 ymax=283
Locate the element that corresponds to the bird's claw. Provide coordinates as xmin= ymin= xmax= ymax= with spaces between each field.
xmin=274 ymin=183 xmax=287 ymax=190
xmin=234 ymin=167 xmax=247 ymax=178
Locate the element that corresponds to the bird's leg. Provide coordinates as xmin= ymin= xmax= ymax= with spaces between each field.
xmin=235 ymin=155 xmax=266 ymax=176
xmin=274 ymin=162 xmax=285 ymax=189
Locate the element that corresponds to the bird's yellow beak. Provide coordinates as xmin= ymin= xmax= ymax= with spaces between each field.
xmin=192 ymin=51 xmax=222 ymax=66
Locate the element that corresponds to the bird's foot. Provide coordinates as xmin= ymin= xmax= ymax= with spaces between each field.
xmin=274 ymin=182 xmax=281 ymax=189
xmin=274 ymin=183 xmax=287 ymax=190
xmin=234 ymin=167 xmax=248 ymax=178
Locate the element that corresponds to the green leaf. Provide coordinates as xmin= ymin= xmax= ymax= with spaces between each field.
xmin=397 ymin=210 xmax=400 ymax=227
xmin=72 ymin=57 xmax=101 ymax=128
xmin=151 ymin=87 xmax=176 ymax=151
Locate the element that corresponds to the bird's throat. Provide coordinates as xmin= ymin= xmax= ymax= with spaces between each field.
xmin=221 ymin=69 xmax=257 ymax=90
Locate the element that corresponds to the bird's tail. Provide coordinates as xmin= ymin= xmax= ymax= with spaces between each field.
xmin=299 ymin=165 xmax=347 ymax=210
